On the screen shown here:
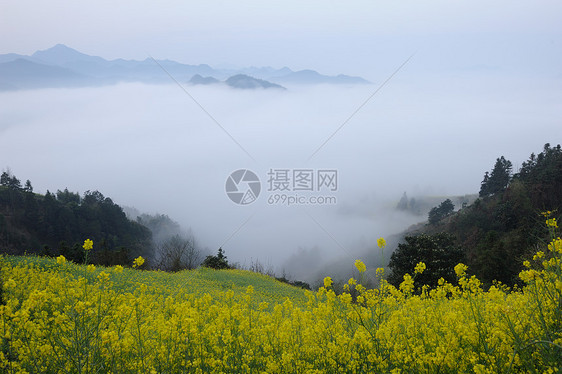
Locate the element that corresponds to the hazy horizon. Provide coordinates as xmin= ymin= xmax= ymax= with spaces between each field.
xmin=1 ymin=1 xmax=561 ymax=80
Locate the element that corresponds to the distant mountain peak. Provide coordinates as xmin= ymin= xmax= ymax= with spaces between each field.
xmin=32 ymin=44 xmax=106 ymax=67
xmin=225 ymin=74 xmax=286 ymax=90
xmin=33 ymin=44 xmax=84 ymax=57
xmin=51 ymin=43 xmax=75 ymax=50
xmin=189 ymin=74 xmax=220 ymax=85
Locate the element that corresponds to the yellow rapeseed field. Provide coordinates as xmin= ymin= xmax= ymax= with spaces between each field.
xmin=1 ymin=226 xmax=561 ymax=373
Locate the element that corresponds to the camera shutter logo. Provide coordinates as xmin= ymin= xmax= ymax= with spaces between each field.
xmin=225 ymin=169 xmax=261 ymax=205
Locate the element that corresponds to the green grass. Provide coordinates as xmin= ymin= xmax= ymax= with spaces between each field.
xmin=3 ymin=255 xmax=309 ymax=306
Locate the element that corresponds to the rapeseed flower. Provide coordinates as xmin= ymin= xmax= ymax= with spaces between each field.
xmin=414 ymin=262 xmax=426 ymax=274
xmin=546 ymin=218 xmax=558 ymax=228
xmin=133 ymin=256 xmax=145 ymax=268
xmin=83 ymin=239 xmax=93 ymax=251
xmin=1 ymin=221 xmax=561 ymax=373
xmin=377 ymin=237 xmax=387 ymax=249
xmin=354 ymin=259 xmax=366 ymax=273
xmin=454 ymin=263 xmax=468 ymax=278
xmin=97 ymin=271 xmax=110 ymax=283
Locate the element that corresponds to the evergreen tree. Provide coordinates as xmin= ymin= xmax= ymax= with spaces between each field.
xmin=388 ymin=233 xmax=464 ymax=289
xmin=480 ymin=156 xmax=512 ymax=197
xmin=428 ymin=199 xmax=455 ymax=225
xmin=0 ymin=172 xmax=10 ymax=187
xmin=479 ymin=172 xmax=490 ymax=197
xmin=397 ymin=192 xmax=408 ymax=210
xmin=24 ymin=180 xmax=33 ymax=193
xmin=202 ymin=247 xmax=230 ymax=269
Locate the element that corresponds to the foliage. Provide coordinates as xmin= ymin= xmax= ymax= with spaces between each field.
xmin=202 ymin=247 xmax=231 ymax=270
xmin=0 ymin=171 xmax=22 ymax=190
xmin=516 ymin=143 xmax=562 ymax=209
xmin=419 ymin=143 xmax=562 ymax=287
xmin=274 ymin=275 xmax=311 ymax=290
xmin=479 ymin=156 xmax=513 ymax=197
xmin=0 ymin=172 xmax=153 ymax=265
xmin=134 ymin=213 xmax=183 ymax=245
xmin=387 ymin=233 xmax=464 ymax=288
xmin=0 ymin=228 xmax=561 ymax=373
xmin=427 ymin=198 xmax=455 ymax=225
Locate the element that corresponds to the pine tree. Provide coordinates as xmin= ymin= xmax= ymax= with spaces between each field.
xmin=479 ymin=157 xmax=512 ymax=197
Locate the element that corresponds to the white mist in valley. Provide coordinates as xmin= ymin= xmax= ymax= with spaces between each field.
xmin=0 ymin=75 xmax=560 ymax=281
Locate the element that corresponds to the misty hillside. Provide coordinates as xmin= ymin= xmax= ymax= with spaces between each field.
xmin=389 ymin=143 xmax=562 ymax=288
xmin=270 ymin=69 xmax=369 ymax=85
xmin=0 ymin=59 xmax=92 ymax=90
xmin=225 ymin=74 xmax=286 ymax=90
xmin=0 ymin=173 xmax=153 ymax=265
xmin=189 ymin=74 xmax=221 ymax=85
xmin=188 ymin=73 xmax=286 ymax=90
xmin=0 ymin=44 xmax=370 ymax=91
xmin=306 ymin=143 xmax=562 ymax=291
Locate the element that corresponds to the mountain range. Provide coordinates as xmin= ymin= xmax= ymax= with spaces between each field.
xmin=0 ymin=44 xmax=370 ymax=91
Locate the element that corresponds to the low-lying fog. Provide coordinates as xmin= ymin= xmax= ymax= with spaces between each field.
xmin=1 ymin=74 xmax=560 ymax=282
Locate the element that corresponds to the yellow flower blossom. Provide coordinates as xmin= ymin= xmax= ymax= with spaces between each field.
xmin=56 ymin=255 xmax=66 ymax=265
xmin=1 ymin=239 xmax=561 ymax=373
xmin=113 ymin=265 xmax=124 ymax=274
xmin=399 ymin=274 xmax=414 ymax=293
xmin=83 ymin=239 xmax=93 ymax=251
xmin=454 ymin=263 xmax=468 ymax=278
xmin=354 ymin=259 xmax=366 ymax=273
xmin=97 ymin=271 xmax=110 ymax=283
xmin=546 ymin=218 xmax=558 ymax=228
xmin=533 ymin=251 xmax=544 ymax=260
xmin=133 ymin=256 xmax=145 ymax=268
xmin=377 ymin=237 xmax=387 ymax=249
xmin=548 ymin=238 xmax=562 ymax=253
xmin=87 ymin=264 xmax=96 ymax=272
xmin=4 ymin=278 xmax=16 ymax=289
xmin=414 ymin=262 xmax=426 ymax=274
xmin=339 ymin=293 xmax=352 ymax=304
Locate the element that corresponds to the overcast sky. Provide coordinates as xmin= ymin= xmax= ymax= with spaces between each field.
xmin=1 ymin=0 xmax=561 ymax=79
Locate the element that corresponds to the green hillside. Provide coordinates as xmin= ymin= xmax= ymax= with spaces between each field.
xmin=3 ymin=255 xmax=309 ymax=307
xmin=389 ymin=143 xmax=562 ymax=288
